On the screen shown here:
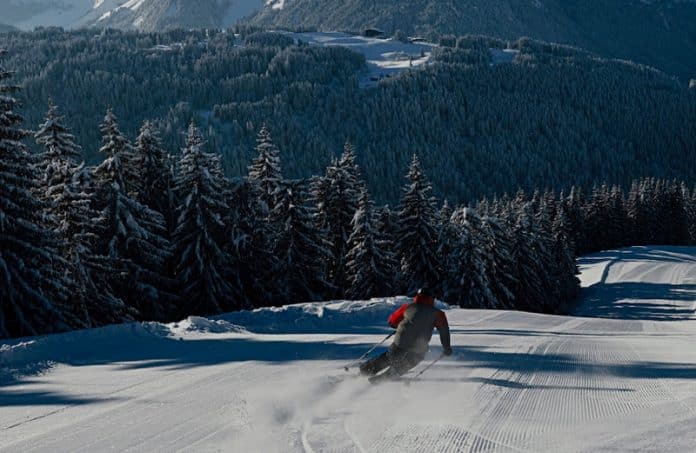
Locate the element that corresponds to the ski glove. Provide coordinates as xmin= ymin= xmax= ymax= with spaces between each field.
xmin=443 ymin=347 xmax=453 ymax=357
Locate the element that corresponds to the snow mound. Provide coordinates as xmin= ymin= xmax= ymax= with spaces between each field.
xmin=168 ymin=316 xmax=247 ymax=335
xmin=0 ymin=321 xmax=168 ymax=369
xmin=217 ymin=296 xmax=445 ymax=333
xmin=216 ymin=297 xmax=401 ymax=333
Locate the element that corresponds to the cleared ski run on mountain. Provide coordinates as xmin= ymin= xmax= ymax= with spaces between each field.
xmin=2 ymin=246 xmax=696 ymax=452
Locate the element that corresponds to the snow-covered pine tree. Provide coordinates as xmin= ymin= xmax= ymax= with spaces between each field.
xmin=97 ymin=108 xmax=139 ymax=196
xmin=133 ymin=120 xmax=175 ymax=234
xmin=607 ymin=185 xmax=627 ymax=248
xmin=665 ymin=181 xmax=690 ymax=245
xmin=35 ymin=102 xmax=133 ymax=327
xmin=93 ymin=109 xmax=173 ymax=320
xmin=508 ymin=200 xmax=552 ymax=312
xmin=374 ymin=204 xmax=400 ymax=290
xmin=339 ymin=142 xmax=367 ymax=195
xmin=625 ymin=180 xmax=647 ymax=246
xmin=174 ymin=122 xmax=237 ymax=315
xmin=312 ymin=148 xmax=362 ymax=298
xmin=346 ymin=187 xmax=398 ymax=299
xmin=436 ymin=200 xmax=459 ymax=301
xmin=35 ymin=100 xmax=83 ymax=232
xmin=61 ymin=163 xmax=135 ymax=326
xmin=35 ymin=99 xmax=82 ymax=206
xmin=271 ymin=179 xmax=333 ymax=304
xmin=397 ymin=154 xmax=441 ymax=293
xmin=223 ymin=177 xmax=277 ymax=307
xmin=685 ymin=185 xmax=696 ymax=245
xmin=550 ymin=205 xmax=581 ymax=310
xmin=448 ymin=208 xmax=497 ymax=308
xmin=245 ymin=124 xmax=283 ymax=304
xmin=248 ymin=124 xmax=282 ymax=217
xmin=480 ymin=214 xmax=517 ymax=309
xmin=0 ymin=52 xmax=81 ymax=338
xmin=563 ymin=186 xmax=586 ymax=254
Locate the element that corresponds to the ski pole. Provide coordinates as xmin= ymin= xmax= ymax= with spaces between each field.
xmin=407 ymin=352 xmax=445 ymax=383
xmin=344 ymin=331 xmax=395 ymax=371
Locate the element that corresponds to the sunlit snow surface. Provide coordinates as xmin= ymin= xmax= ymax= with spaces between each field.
xmin=2 ymin=246 xmax=696 ymax=452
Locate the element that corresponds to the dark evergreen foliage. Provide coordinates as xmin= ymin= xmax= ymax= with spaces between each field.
xmin=133 ymin=120 xmax=176 ymax=233
xmin=2 ymin=39 xmax=695 ymax=339
xmin=93 ymin=109 xmax=173 ymax=320
xmin=397 ymin=155 xmax=441 ymax=293
xmin=312 ymin=148 xmax=362 ymax=298
xmin=0 ymin=51 xmax=80 ymax=337
xmin=272 ymin=179 xmax=333 ymax=304
xmin=1 ymin=29 xmax=694 ymax=205
xmin=346 ymin=187 xmax=398 ymax=299
xmin=173 ymin=122 xmax=237 ymax=314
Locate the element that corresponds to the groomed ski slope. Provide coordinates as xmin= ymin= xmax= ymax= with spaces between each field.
xmin=2 ymin=246 xmax=696 ymax=452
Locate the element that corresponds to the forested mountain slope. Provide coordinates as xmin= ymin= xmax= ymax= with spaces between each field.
xmin=0 ymin=24 xmax=19 ymax=33
xmin=1 ymin=28 xmax=695 ymax=204
xmin=248 ymin=0 xmax=696 ymax=81
xmin=1 ymin=0 xmax=264 ymax=32
xmin=93 ymin=0 xmax=264 ymax=32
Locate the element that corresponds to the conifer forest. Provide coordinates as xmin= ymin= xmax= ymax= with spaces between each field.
xmin=1 ymin=28 xmax=695 ymax=339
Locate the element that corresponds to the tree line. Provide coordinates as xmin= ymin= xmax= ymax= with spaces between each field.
xmin=2 ymin=52 xmax=696 ymax=339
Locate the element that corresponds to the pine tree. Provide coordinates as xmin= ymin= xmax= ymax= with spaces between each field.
xmin=397 ymin=155 xmax=441 ymax=293
xmin=449 ymin=208 xmax=499 ymax=308
xmin=563 ymin=186 xmax=585 ymax=254
xmin=665 ymin=181 xmax=690 ymax=245
xmin=96 ymin=108 xmax=139 ymax=195
xmin=62 ymin=164 xmax=135 ymax=326
xmin=686 ymin=185 xmax=696 ymax=245
xmin=272 ymin=179 xmax=333 ymax=303
xmin=346 ymin=188 xmax=398 ymax=299
xmin=0 ymin=52 xmax=80 ymax=337
xmin=312 ymin=149 xmax=362 ymax=298
xmin=35 ymin=99 xmax=82 ymax=207
xmin=174 ymin=122 xmax=237 ymax=314
xmin=436 ymin=200 xmax=460 ymax=301
xmin=248 ymin=125 xmax=282 ymax=216
xmin=508 ymin=201 xmax=550 ymax=312
xmin=35 ymin=100 xmax=83 ymax=231
xmin=35 ymin=102 xmax=133 ymax=327
xmin=93 ymin=109 xmax=173 ymax=320
xmin=626 ymin=180 xmax=647 ymax=245
xmin=245 ymin=124 xmax=283 ymax=304
xmin=480 ymin=214 xmax=517 ymax=309
xmin=374 ymin=204 xmax=400 ymax=290
xmin=224 ymin=177 xmax=277 ymax=308
xmin=550 ymin=206 xmax=581 ymax=310
xmin=133 ymin=121 xmax=175 ymax=233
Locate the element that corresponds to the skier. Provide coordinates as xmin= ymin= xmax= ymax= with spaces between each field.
xmin=360 ymin=287 xmax=452 ymax=382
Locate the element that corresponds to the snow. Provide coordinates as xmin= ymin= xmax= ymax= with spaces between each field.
xmin=278 ymin=31 xmax=436 ymax=87
xmin=2 ymin=246 xmax=696 ymax=451
xmin=265 ymin=0 xmax=287 ymax=10
xmin=490 ymin=48 xmax=520 ymax=65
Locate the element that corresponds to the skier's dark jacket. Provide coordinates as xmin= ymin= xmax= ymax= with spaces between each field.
xmin=388 ymin=294 xmax=451 ymax=356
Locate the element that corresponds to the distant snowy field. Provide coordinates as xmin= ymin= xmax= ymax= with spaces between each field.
xmin=2 ymin=246 xmax=696 ymax=452
xmin=278 ymin=32 xmax=436 ymax=87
